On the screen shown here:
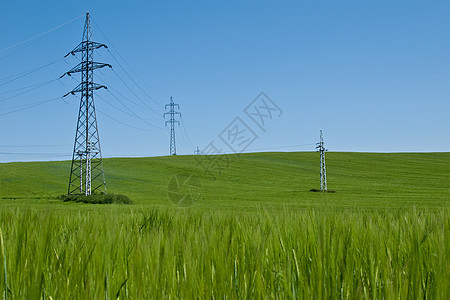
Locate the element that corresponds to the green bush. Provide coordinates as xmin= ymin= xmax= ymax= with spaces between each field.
xmin=61 ymin=194 xmax=132 ymax=204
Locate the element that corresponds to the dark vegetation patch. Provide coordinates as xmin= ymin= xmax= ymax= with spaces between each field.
xmin=1 ymin=196 xmax=53 ymax=200
xmin=309 ymin=189 xmax=336 ymax=193
xmin=61 ymin=194 xmax=132 ymax=204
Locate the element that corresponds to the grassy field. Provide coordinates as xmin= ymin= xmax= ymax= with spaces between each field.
xmin=0 ymin=152 xmax=449 ymax=298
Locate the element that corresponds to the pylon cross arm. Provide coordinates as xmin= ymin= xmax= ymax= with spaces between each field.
xmin=63 ymin=83 xmax=108 ymax=97
xmin=64 ymin=41 xmax=108 ymax=57
xmin=61 ymin=62 xmax=112 ymax=78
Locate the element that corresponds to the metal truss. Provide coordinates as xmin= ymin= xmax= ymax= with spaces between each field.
xmin=164 ymin=97 xmax=181 ymax=156
xmin=61 ymin=13 xmax=110 ymax=195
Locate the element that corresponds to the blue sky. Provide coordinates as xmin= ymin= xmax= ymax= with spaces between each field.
xmin=0 ymin=1 xmax=449 ymax=162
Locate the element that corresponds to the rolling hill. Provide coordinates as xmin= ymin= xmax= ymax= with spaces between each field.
xmin=0 ymin=152 xmax=448 ymax=298
xmin=0 ymin=152 xmax=448 ymax=210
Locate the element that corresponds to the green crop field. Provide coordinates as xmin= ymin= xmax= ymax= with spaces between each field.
xmin=0 ymin=152 xmax=449 ymax=298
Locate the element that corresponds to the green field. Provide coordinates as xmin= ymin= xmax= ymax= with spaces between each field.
xmin=0 ymin=152 xmax=449 ymax=298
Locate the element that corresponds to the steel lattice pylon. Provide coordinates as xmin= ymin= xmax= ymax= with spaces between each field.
xmin=316 ymin=130 xmax=328 ymax=191
xmin=164 ymin=97 xmax=181 ymax=156
xmin=61 ymin=13 xmax=111 ymax=195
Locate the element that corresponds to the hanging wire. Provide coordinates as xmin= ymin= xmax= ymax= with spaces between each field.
xmin=96 ymin=109 xmax=154 ymax=131
xmin=220 ymin=143 xmax=317 ymax=154
xmin=180 ymin=116 xmax=195 ymax=151
xmin=110 ymin=68 xmax=162 ymax=117
xmin=91 ymin=17 xmax=167 ymax=106
xmin=178 ymin=126 xmax=194 ymax=155
xmin=0 ymin=152 xmax=70 ymax=156
xmin=95 ymin=92 xmax=140 ymax=118
xmin=0 ymin=144 xmax=68 ymax=148
xmin=0 ymin=14 xmax=84 ymax=54
xmin=0 ymin=78 xmax=60 ymax=104
xmin=107 ymin=50 xmax=164 ymax=108
xmin=0 ymin=58 xmax=64 ymax=84
xmin=95 ymin=74 xmax=154 ymax=111
xmin=0 ymin=97 xmax=62 ymax=117
xmin=104 ymin=89 xmax=165 ymax=130
xmin=0 ymin=77 xmax=64 ymax=95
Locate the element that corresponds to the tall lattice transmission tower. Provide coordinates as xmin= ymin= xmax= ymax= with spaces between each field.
xmin=61 ymin=12 xmax=111 ymax=195
xmin=164 ymin=97 xmax=181 ymax=155
xmin=316 ymin=130 xmax=327 ymax=191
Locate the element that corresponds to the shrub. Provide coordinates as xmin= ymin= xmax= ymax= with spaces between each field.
xmin=61 ymin=194 xmax=132 ymax=204
xmin=309 ymin=188 xmax=336 ymax=193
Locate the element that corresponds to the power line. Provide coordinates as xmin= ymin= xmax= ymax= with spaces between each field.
xmin=220 ymin=143 xmax=317 ymax=154
xmin=0 ymin=77 xmax=63 ymax=95
xmin=102 ymin=152 xmax=167 ymax=158
xmin=91 ymin=18 xmax=166 ymax=107
xmin=0 ymin=78 xmax=60 ymax=104
xmin=108 ymin=51 xmax=164 ymax=108
xmin=0 ymin=145 xmax=68 ymax=148
xmin=180 ymin=116 xmax=195 ymax=151
xmin=96 ymin=109 xmax=154 ymax=131
xmin=0 ymin=96 xmax=59 ymax=111
xmin=95 ymin=92 xmax=162 ymax=127
xmin=105 ymin=89 xmax=165 ymax=130
xmin=0 ymin=14 xmax=84 ymax=54
xmin=111 ymin=68 xmax=162 ymax=117
xmin=95 ymin=92 xmax=139 ymax=119
xmin=0 ymin=97 xmax=62 ymax=117
xmin=176 ymin=124 xmax=191 ymax=155
xmin=268 ymin=143 xmax=316 ymax=150
xmin=91 ymin=16 xmax=168 ymax=128
xmin=95 ymin=74 xmax=155 ymax=111
xmin=0 ymin=152 xmax=70 ymax=156
xmin=0 ymin=58 xmax=63 ymax=84
xmin=67 ymin=67 xmax=164 ymax=131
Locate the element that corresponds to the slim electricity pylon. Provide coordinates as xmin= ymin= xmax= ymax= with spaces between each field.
xmin=164 ymin=97 xmax=181 ymax=155
xmin=316 ymin=130 xmax=327 ymax=191
xmin=61 ymin=12 xmax=111 ymax=195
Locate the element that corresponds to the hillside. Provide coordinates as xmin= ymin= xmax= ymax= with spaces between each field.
xmin=0 ymin=152 xmax=448 ymax=298
xmin=0 ymin=152 xmax=449 ymax=210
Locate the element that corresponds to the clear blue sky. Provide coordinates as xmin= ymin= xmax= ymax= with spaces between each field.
xmin=0 ymin=1 xmax=449 ymax=162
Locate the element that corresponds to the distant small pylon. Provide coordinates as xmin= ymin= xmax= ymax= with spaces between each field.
xmin=164 ymin=97 xmax=181 ymax=155
xmin=316 ymin=130 xmax=327 ymax=191
xmin=194 ymin=146 xmax=201 ymax=155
